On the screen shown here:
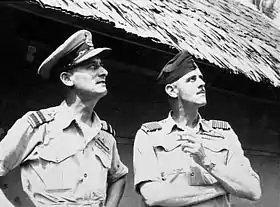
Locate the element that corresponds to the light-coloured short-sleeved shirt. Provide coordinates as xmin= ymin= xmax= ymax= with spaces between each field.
xmin=133 ymin=114 xmax=259 ymax=207
xmin=0 ymin=101 xmax=128 ymax=206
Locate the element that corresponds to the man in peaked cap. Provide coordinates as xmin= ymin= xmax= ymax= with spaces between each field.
xmin=0 ymin=30 xmax=128 ymax=207
xmin=133 ymin=51 xmax=261 ymax=206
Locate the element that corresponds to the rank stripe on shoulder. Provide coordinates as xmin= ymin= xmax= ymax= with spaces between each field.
xmin=37 ymin=110 xmax=47 ymax=122
xmin=95 ymin=138 xmax=110 ymax=152
xmin=142 ymin=122 xmax=162 ymax=132
xmin=27 ymin=113 xmax=39 ymax=128
xmin=27 ymin=111 xmax=45 ymax=128
xmin=101 ymin=120 xmax=116 ymax=136
xmin=211 ymin=120 xmax=230 ymax=130
xmin=27 ymin=111 xmax=52 ymax=128
xmin=101 ymin=121 xmax=107 ymax=130
xmin=108 ymin=123 xmax=113 ymax=134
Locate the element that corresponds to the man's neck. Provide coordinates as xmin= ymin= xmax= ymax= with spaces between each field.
xmin=65 ymin=94 xmax=99 ymax=127
xmin=172 ymin=111 xmax=199 ymax=128
xmin=171 ymin=102 xmax=200 ymax=129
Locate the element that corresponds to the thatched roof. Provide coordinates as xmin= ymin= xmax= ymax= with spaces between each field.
xmin=10 ymin=0 xmax=280 ymax=86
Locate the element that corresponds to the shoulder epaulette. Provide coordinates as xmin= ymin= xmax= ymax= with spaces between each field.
xmin=142 ymin=122 xmax=162 ymax=132
xmin=27 ymin=110 xmax=54 ymax=128
xmin=211 ymin=120 xmax=231 ymax=130
xmin=101 ymin=120 xmax=116 ymax=136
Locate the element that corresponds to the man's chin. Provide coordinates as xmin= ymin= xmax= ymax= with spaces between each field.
xmin=98 ymin=90 xmax=108 ymax=97
xmin=89 ymin=89 xmax=107 ymax=100
xmin=197 ymin=101 xmax=207 ymax=108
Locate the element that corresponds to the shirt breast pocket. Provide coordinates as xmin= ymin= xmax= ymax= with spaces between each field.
xmin=94 ymin=146 xmax=112 ymax=170
xmin=196 ymin=141 xmax=229 ymax=185
xmin=37 ymin=146 xmax=78 ymax=192
xmin=203 ymin=141 xmax=229 ymax=165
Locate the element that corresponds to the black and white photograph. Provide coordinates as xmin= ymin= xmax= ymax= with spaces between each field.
xmin=0 ymin=0 xmax=280 ymax=206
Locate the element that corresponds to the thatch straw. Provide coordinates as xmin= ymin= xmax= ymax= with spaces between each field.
xmin=29 ymin=0 xmax=280 ymax=86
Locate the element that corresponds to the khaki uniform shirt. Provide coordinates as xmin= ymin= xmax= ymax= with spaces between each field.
xmin=133 ymin=114 xmax=259 ymax=207
xmin=0 ymin=101 xmax=128 ymax=206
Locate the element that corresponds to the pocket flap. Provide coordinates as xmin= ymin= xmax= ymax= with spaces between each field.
xmin=95 ymin=147 xmax=111 ymax=168
xmin=38 ymin=145 xmax=78 ymax=163
xmin=203 ymin=140 xmax=229 ymax=152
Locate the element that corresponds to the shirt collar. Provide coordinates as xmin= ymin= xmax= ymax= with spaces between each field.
xmin=199 ymin=118 xmax=212 ymax=132
xmin=161 ymin=112 xmax=179 ymax=134
xmin=162 ymin=111 xmax=208 ymax=134
xmin=54 ymin=101 xmax=75 ymax=130
xmin=55 ymin=101 xmax=102 ymax=131
xmin=153 ymin=112 xmax=215 ymax=151
xmin=90 ymin=111 xmax=102 ymax=133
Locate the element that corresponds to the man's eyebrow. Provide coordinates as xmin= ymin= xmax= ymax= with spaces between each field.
xmin=187 ymin=74 xmax=196 ymax=80
xmin=86 ymin=59 xmax=102 ymax=66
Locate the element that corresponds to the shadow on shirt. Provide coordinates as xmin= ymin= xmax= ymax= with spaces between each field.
xmin=0 ymin=166 xmax=35 ymax=207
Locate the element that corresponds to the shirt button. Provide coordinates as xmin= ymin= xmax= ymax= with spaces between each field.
xmin=84 ymin=173 xmax=87 ymax=178
xmin=161 ymin=172 xmax=166 ymax=181
xmin=190 ymin=172 xmax=195 ymax=176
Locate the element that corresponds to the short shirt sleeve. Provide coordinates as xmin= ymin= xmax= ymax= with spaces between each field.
xmin=133 ymin=129 xmax=162 ymax=193
xmin=108 ymin=139 xmax=128 ymax=183
xmin=0 ymin=112 xmax=44 ymax=176
xmin=225 ymin=128 xmax=260 ymax=181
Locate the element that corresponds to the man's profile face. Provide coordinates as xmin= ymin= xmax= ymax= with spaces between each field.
xmin=171 ymin=67 xmax=206 ymax=107
xmin=69 ymin=57 xmax=108 ymax=98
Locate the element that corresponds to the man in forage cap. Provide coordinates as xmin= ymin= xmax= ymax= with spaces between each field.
xmin=0 ymin=30 xmax=128 ymax=207
xmin=133 ymin=51 xmax=261 ymax=206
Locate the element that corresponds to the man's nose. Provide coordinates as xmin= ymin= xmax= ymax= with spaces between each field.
xmin=99 ymin=66 xmax=108 ymax=76
xmin=198 ymin=77 xmax=205 ymax=87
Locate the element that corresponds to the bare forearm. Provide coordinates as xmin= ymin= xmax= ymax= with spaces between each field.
xmin=207 ymin=164 xmax=261 ymax=201
xmin=180 ymin=133 xmax=261 ymax=201
xmin=140 ymin=182 xmax=226 ymax=207
xmin=105 ymin=175 xmax=126 ymax=207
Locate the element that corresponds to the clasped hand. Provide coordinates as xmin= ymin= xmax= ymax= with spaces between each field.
xmin=179 ymin=132 xmax=207 ymax=165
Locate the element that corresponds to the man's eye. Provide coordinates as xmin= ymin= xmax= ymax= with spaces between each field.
xmin=187 ymin=76 xmax=196 ymax=82
xmin=89 ymin=62 xmax=103 ymax=70
xmin=89 ymin=64 xmax=99 ymax=70
xmin=88 ymin=66 xmax=96 ymax=70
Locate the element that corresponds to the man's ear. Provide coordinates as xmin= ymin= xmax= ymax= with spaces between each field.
xmin=60 ymin=72 xmax=74 ymax=86
xmin=165 ymin=83 xmax=178 ymax=98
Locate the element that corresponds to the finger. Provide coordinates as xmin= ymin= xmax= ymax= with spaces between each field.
xmin=181 ymin=146 xmax=194 ymax=153
xmin=179 ymin=134 xmax=201 ymax=143
xmin=184 ymin=138 xmax=196 ymax=144
xmin=179 ymin=132 xmax=195 ymax=138
xmin=180 ymin=131 xmax=200 ymax=137
xmin=178 ymin=136 xmax=196 ymax=144
xmin=181 ymin=143 xmax=202 ymax=154
xmin=181 ymin=144 xmax=197 ymax=152
xmin=181 ymin=142 xmax=196 ymax=148
xmin=187 ymin=134 xmax=202 ymax=140
xmin=181 ymin=140 xmax=202 ymax=148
